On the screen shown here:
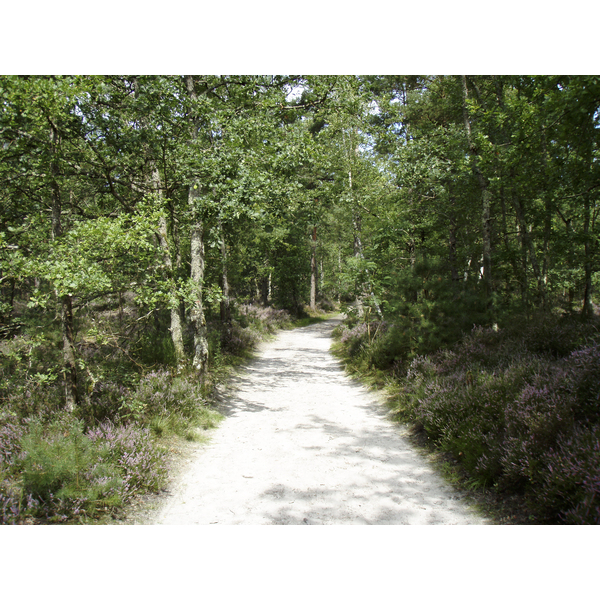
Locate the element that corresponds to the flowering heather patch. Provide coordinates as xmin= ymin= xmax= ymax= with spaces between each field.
xmin=220 ymin=321 xmax=262 ymax=354
xmin=0 ymin=489 xmax=21 ymax=524
xmin=534 ymin=425 xmax=600 ymax=524
xmin=126 ymin=369 xmax=206 ymax=421
xmin=0 ymin=414 xmax=26 ymax=467
xmin=342 ymin=311 xmax=600 ymax=523
xmin=0 ymin=486 xmax=39 ymax=525
xmin=0 ymin=415 xmax=168 ymax=523
xmin=565 ymin=344 xmax=600 ymax=423
xmin=86 ymin=421 xmax=167 ymax=499
xmin=122 ymin=369 xmax=222 ymax=438
xmin=82 ymin=380 xmax=131 ymax=425
xmin=339 ymin=321 xmax=389 ymax=344
xmin=337 ymin=321 xmax=394 ymax=370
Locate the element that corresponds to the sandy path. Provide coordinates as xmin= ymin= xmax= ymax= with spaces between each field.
xmin=154 ymin=317 xmax=488 ymax=525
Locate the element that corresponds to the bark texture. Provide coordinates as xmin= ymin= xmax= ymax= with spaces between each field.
xmin=186 ymin=75 xmax=209 ymax=376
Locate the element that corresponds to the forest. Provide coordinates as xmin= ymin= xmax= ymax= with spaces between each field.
xmin=1 ymin=75 xmax=599 ymax=524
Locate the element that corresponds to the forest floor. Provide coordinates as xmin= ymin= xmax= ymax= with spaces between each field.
xmin=116 ymin=316 xmax=490 ymax=525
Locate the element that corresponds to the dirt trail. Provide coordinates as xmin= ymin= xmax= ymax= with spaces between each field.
xmin=153 ymin=317 xmax=488 ymax=525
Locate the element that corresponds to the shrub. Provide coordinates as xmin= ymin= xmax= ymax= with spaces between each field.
xmin=515 ymin=313 xmax=597 ymax=358
xmin=372 ymin=310 xmax=600 ymax=522
xmin=0 ymin=485 xmax=39 ymax=525
xmin=76 ymin=380 xmax=130 ymax=427
xmin=121 ymin=369 xmax=223 ymax=439
xmin=500 ymin=375 xmax=575 ymax=490
xmin=5 ymin=414 xmax=168 ymax=523
xmin=339 ymin=321 xmax=393 ymax=363
xmin=86 ymin=421 xmax=168 ymax=500
xmin=18 ymin=415 xmax=123 ymax=521
xmin=220 ymin=321 xmax=261 ymax=355
xmin=0 ymin=414 xmax=26 ymax=468
xmin=125 ymin=370 xmax=215 ymax=420
xmin=532 ymin=425 xmax=600 ymax=524
xmin=236 ymin=304 xmax=292 ymax=334
xmin=566 ymin=344 xmax=600 ymax=424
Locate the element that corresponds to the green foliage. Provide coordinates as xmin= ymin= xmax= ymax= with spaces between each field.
xmin=133 ymin=329 xmax=179 ymax=367
xmin=18 ymin=416 xmax=124 ymax=520
xmin=126 ymin=369 xmax=222 ymax=429
xmin=3 ymin=74 xmax=600 ymax=524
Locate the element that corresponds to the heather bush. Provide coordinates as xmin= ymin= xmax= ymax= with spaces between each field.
xmin=337 ymin=320 xmax=407 ymax=371
xmin=0 ymin=412 xmax=169 ymax=523
xmin=77 ymin=380 xmax=130 ymax=426
xmin=0 ymin=414 xmax=26 ymax=467
xmin=18 ymin=416 xmax=123 ymax=521
xmin=123 ymin=369 xmax=223 ymax=435
xmin=406 ymin=368 xmax=514 ymax=485
xmin=340 ymin=321 xmax=372 ymax=358
xmin=236 ymin=304 xmax=293 ymax=334
xmin=0 ymin=485 xmax=39 ymax=525
xmin=331 ymin=322 xmax=347 ymax=340
xmin=500 ymin=372 xmax=575 ymax=490
xmin=515 ymin=313 xmax=597 ymax=358
xmin=220 ymin=320 xmax=261 ymax=354
xmin=531 ymin=425 xmax=600 ymax=524
xmin=566 ymin=344 xmax=600 ymax=424
xmin=0 ymin=374 xmax=64 ymax=422
xmin=86 ymin=421 xmax=167 ymax=499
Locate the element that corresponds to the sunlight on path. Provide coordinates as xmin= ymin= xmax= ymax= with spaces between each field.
xmin=155 ymin=317 xmax=488 ymax=525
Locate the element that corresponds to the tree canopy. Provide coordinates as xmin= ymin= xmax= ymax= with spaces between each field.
xmin=2 ymin=74 xmax=599 ymax=406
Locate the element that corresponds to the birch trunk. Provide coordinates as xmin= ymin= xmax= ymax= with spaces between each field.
xmin=189 ymin=203 xmax=208 ymax=375
xmin=185 ymin=76 xmax=209 ymax=376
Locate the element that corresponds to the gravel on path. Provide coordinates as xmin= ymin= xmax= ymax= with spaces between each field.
xmin=153 ymin=316 xmax=489 ymax=525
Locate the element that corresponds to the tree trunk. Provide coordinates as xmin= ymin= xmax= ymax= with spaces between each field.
xmin=461 ymin=75 xmax=493 ymax=305
xmin=540 ymin=128 xmax=552 ymax=308
xmin=185 ymin=76 xmax=209 ymax=376
xmin=448 ymin=192 xmax=460 ymax=284
xmin=156 ymin=206 xmax=186 ymax=366
xmin=499 ymin=186 xmax=520 ymax=299
xmin=319 ymin=257 xmax=324 ymax=299
xmin=310 ymin=225 xmax=317 ymax=311
xmin=50 ymin=124 xmax=78 ymax=411
xmin=189 ymin=207 xmax=208 ymax=375
xmin=219 ymin=218 xmax=231 ymax=324
xmin=60 ymin=294 xmax=78 ymax=410
xmin=152 ymin=160 xmax=186 ymax=366
xmin=134 ymin=77 xmax=186 ymax=367
xmin=511 ymin=190 xmax=542 ymax=307
xmin=582 ymin=193 xmax=593 ymax=318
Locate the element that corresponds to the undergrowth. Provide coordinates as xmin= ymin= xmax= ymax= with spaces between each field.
xmin=1 ymin=299 xmax=297 ymax=524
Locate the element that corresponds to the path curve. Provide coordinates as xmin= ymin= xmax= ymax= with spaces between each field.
xmin=154 ymin=317 xmax=488 ymax=525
